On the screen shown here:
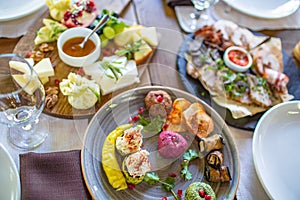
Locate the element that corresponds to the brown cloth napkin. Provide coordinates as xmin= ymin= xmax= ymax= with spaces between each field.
xmin=166 ymin=0 xmax=192 ymax=8
xmin=20 ymin=150 xmax=92 ymax=200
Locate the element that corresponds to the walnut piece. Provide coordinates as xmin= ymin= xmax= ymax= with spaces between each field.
xmin=39 ymin=43 xmax=54 ymax=53
xmin=45 ymin=86 xmax=59 ymax=109
xmin=30 ymin=50 xmax=45 ymax=63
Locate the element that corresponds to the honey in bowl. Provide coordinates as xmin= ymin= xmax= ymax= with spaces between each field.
xmin=62 ymin=36 xmax=96 ymax=57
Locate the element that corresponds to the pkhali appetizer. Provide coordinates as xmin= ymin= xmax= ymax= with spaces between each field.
xmin=185 ymin=182 xmax=216 ymax=200
xmin=157 ymin=131 xmax=188 ymax=158
xmin=122 ymin=150 xmax=152 ymax=184
xmin=116 ymin=125 xmax=143 ymax=156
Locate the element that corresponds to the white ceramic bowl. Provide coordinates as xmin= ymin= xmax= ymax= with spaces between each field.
xmin=223 ymin=46 xmax=252 ymax=72
xmin=57 ymin=27 xmax=101 ymax=67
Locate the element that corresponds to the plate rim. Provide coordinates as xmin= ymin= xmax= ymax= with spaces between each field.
xmin=0 ymin=143 xmax=21 ymax=200
xmin=81 ymin=85 xmax=240 ymax=199
xmin=0 ymin=0 xmax=46 ymax=22
xmin=223 ymin=0 xmax=300 ymax=19
xmin=252 ymin=100 xmax=300 ymax=199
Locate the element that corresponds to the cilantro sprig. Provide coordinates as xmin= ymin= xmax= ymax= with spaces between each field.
xmin=143 ymin=172 xmax=179 ymax=200
xmin=180 ymin=149 xmax=199 ymax=181
xmin=115 ymin=39 xmax=143 ymax=60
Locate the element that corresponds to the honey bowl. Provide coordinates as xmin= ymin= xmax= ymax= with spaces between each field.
xmin=57 ymin=27 xmax=101 ymax=67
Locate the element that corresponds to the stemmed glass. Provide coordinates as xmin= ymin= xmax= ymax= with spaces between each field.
xmin=189 ymin=0 xmax=219 ymax=31
xmin=0 ymin=54 xmax=47 ymax=149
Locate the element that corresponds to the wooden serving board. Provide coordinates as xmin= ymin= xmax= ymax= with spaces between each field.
xmin=13 ymin=10 xmax=151 ymax=119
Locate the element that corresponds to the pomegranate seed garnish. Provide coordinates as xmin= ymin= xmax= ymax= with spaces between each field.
xmin=156 ymin=95 xmax=163 ymax=102
xmin=162 ymin=197 xmax=167 ymax=200
xmin=54 ymin=79 xmax=60 ymax=85
xmin=204 ymin=195 xmax=211 ymax=200
xmin=138 ymin=107 xmax=144 ymax=114
xmin=132 ymin=115 xmax=139 ymax=122
xmin=198 ymin=189 xmax=205 ymax=197
xmin=169 ymin=173 xmax=176 ymax=177
xmin=177 ymin=189 xmax=183 ymax=197
xmin=129 ymin=117 xmax=134 ymax=123
xmin=127 ymin=183 xmax=135 ymax=190
xmin=162 ymin=123 xmax=169 ymax=129
xmin=26 ymin=51 xmax=31 ymax=57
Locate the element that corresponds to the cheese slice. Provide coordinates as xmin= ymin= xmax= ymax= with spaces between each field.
xmin=83 ymin=56 xmax=140 ymax=95
xmin=9 ymin=61 xmax=30 ymax=74
xmin=39 ymin=76 xmax=49 ymax=84
xmin=138 ymin=27 xmax=158 ymax=46
xmin=12 ymin=74 xmax=40 ymax=95
xmin=33 ymin=58 xmax=54 ymax=77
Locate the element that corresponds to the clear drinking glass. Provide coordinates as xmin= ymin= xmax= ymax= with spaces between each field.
xmin=0 ymin=54 xmax=47 ymax=149
xmin=190 ymin=0 xmax=219 ymax=31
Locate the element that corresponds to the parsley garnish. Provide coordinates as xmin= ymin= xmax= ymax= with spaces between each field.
xmin=180 ymin=149 xmax=199 ymax=181
xmin=143 ymin=172 xmax=179 ymax=200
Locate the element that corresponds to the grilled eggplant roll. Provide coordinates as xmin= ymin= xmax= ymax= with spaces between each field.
xmin=206 ymin=150 xmax=224 ymax=169
xmin=204 ymin=165 xmax=231 ymax=182
xmin=198 ymin=134 xmax=225 ymax=158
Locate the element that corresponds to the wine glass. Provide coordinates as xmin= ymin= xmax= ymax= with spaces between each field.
xmin=0 ymin=54 xmax=47 ymax=149
xmin=189 ymin=0 xmax=219 ymax=31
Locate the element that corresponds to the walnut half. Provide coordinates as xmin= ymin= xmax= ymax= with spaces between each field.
xmin=45 ymin=86 xmax=59 ymax=109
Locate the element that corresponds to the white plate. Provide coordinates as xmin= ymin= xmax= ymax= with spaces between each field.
xmin=223 ymin=0 xmax=300 ymax=19
xmin=0 ymin=0 xmax=46 ymax=21
xmin=253 ymin=101 xmax=300 ymax=200
xmin=0 ymin=143 xmax=21 ymax=200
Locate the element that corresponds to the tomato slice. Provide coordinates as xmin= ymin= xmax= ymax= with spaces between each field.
xmin=228 ymin=50 xmax=249 ymax=66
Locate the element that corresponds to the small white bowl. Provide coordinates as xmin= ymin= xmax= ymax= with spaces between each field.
xmin=223 ymin=46 xmax=252 ymax=72
xmin=57 ymin=27 xmax=101 ymax=67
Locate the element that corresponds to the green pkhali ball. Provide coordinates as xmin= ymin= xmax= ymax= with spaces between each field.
xmin=185 ymin=182 xmax=216 ymax=200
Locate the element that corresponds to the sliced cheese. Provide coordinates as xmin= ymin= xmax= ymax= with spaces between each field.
xmin=134 ymin=40 xmax=153 ymax=65
xmin=9 ymin=61 xmax=30 ymax=74
xmin=40 ymin=76 xmax=49 ymax=84
xmin=12 ymin=74 xmax=40 ymax=95
xmin=83 ymin=56 xmax=140 ymax=95
xmin=138 ymin=27 xmax=158 ymax=46
xmin=33 ymin=58 xmax=54 ymax=77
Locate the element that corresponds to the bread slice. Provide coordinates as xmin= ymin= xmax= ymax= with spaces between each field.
xmin=165 ymin=98 xmax=191 ymax=132
xmin=183 ymin=103 xmax=214 ymax=138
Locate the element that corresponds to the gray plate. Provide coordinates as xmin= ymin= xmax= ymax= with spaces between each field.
xmin=81 ymin=86 xmax=239 ymax=199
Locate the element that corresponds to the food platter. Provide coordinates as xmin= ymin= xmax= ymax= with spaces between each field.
xmin=177 ymin=33 xmax=300 ymax=130
xmin=0 ymin=0 xmax=46 ymax=21
xmin=0 ymin=144 xmax=21 ymax=200
xmin=253 ymin=101 xmax=300 ymax=199
xmin=12 ymin=11 xmax=150 ymax=119
xmin=223 ymin=0 xmax=300 ymax=19
xmin=81 ymin=86 xmax=239 ymax=199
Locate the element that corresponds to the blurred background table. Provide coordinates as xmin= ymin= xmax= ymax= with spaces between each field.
xmin=0 ymin=0 xmax=300 ymax=199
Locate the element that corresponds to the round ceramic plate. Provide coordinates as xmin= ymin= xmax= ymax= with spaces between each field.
xmin=253 ymin=101 xmax=300 ymax=199
xmin=0 ymin=0 xmax=46 ymax=21
xmin=81 ymin=86 xmax=239 ymax=199
xmin=223 ymin=0 xmax=300 ymax=19
xmin=0 ymin=144 xmax=21 ymax=200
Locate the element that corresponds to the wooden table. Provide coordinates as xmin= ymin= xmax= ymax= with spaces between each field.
xmin=1 ymin=0 xmax=300 ymax=199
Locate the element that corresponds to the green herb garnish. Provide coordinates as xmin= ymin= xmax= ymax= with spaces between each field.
xmin=115 ymin=39 xmax=143 ymax=60
xmin=180 ymin=149 xmax=199 ymax=181
xmin=99 ymin=60 xmax=123 ymax=81
xmin=143 ymin=172 xmax=179 ymax=200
